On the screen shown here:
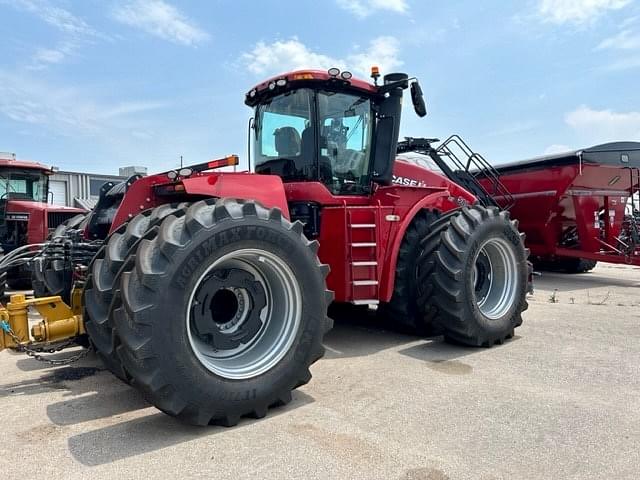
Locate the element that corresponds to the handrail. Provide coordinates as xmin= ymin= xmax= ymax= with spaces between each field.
xmin=397 ymin=136 xmax=514 ymax=210
xmin=436 ymin=135 xmax=514 ymax=210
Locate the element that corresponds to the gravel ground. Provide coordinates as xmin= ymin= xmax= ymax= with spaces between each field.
xmin=1 ymin=263 xmax=639 ymax=480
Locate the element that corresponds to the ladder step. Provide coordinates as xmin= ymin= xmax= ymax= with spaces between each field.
xmin=353 ymin=280 xmax=379 ymax=286
xmin=352 ymin=261 xmax=378 ymax=266
xmin=350 ymin=224 xmax=376 ymax=229
xmin=351 ymin=242 xmax=376 ymax=247
xmin=352 ymin=299 xmax=379 ymax=305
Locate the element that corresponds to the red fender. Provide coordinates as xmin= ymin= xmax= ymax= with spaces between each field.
xmin=378 ymin=189 xmax=461 ymax=302
xmin=110 ymin=172 xmax=290 ymax=234
xmin=181 ymin=173 xmax=290 ymax=217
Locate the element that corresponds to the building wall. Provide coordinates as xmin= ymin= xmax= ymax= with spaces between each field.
xmin=49 ymin=171 xmax=127 ymax=208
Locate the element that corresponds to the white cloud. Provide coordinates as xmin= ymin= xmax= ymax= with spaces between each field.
xmin=565 ymin=105 xmax=640 ymax=141
xmin=597 ymin=29 xmax=640 ymax=50
xmin=27 ymin=42 xmax=77 ymax=70
xmin=32 ymin=47 xmax=65 ymax=64
xmin=544 ymin=144 xmax=573 ymax=154
xmin=538 ymin=0 xmax=631 ymax=24
xmin=597 ymin=24 xmax=640 ymax=70
xmin=336 ymin=0 xmax=408 ymax=18
xmin=101 ymin=100 xmax=170 ymax=119
xmin=112 ymin=0 xmax=209 ymax=46
xmin=242 ymin=38 xmax=335 ymax=76
xmin=603 ymin=55 xmax=640 ymax=70
xmin=0 ymin=71 xmax=170 ymax=135
xmin=1 ymin=1 xmax=109 ymax=69
xmin=241 ymin=36 xmax=402 ymax=77
xmin=348 ymin=37 xmax=403 ymax=76
xmin=1 ymin=0 xmax=98 ymax=35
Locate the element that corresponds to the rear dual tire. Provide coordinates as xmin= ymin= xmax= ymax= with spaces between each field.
xmin=84 ymin=199 xmax=332 ymax=426
xmin=417 ymin=205 xmax=529 ymax=347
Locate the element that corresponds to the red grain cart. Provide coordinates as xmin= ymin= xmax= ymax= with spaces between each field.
xmin=488 ymin=142 xmax=640 ymax=272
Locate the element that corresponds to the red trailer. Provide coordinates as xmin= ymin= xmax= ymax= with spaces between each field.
xmin=489 ymin=142 xmax=640 ymax=272
xmin=396 ymin=138 xmax=640 ymax=272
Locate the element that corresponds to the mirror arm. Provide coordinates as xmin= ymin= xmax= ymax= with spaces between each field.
xmin=376 ymin=76 xmax=416 ymax=95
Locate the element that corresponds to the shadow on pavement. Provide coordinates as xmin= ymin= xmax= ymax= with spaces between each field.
xmin=324 ymin=307 xmax=492 ymax=365
xmin=323 ymin=316 xmax=427 ymax=360
xmin=0 ymin=363 xmax=104 ymax=397
xmin=325 ymin=304 xmax=522 ymax=371
xmin=66 ymin=390 xmax=314 ymax=466
xmin=47 ymin=387 xmax=149 ymax=426
xmin=534 ymin=271 xmax=640 ymax=292
xmin=399 ymin=335 xmax=521 ymax=375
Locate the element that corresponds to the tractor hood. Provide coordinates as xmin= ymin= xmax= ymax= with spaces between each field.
xmin=392 ymin=157 xmax=477 ymax=205
xmin=6 ymin=200 xmax=84 ymax=214
xmin=3 ymin=200 xmax=86 ymax=245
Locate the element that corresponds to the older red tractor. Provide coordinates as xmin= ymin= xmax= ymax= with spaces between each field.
xmin=0 ymin=153 xmax=84 ymax=296
xmin=1 ymin=68 xmax=529 ymax=426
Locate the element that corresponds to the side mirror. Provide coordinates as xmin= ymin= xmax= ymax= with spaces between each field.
xmin=371 ymin=115 xmax=396 ymax=185
xmin=410 ymin=81 xmax=427 ymax=118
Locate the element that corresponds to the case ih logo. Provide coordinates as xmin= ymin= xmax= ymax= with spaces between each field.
xmin=392 ymin=175 xmax=427 ymax=187
xmin=6 ymin=213 xmax=29 ymax=221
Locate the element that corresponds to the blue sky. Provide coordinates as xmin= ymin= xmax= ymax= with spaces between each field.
xmin=1 ymin=0 xmax=639 ymax=174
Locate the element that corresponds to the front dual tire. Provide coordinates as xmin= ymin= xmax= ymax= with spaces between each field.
xmin=84 ymin=199 xmax=332 ymax=426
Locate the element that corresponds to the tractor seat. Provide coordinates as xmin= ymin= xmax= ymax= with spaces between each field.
xmin=274 ymin=127 xmax=301 ymax=157
xmin=301 ymin=127 xmax=332 ymax=182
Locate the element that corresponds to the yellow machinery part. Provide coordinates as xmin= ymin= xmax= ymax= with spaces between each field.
xmin=31 ymin=315 xmax=84 ymax=343
xmin=2 ymin=294 xmax=30 ymax=348
xmin=0 ymin=290 xmax=85 ymax=351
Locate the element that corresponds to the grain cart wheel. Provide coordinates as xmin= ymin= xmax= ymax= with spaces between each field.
xmin=32 ymin=213 xmax=89 ymax=301
xmin=560 ymin=257 xmax=597 ymax=273
xmin=379 ymin=210 xmax=442 ymax=334
xmin=83 ymin=203 xmax=190 ymax=382
xmin=109 ymin=199 xmax=333 ymax=426
xmin=417 ymin=205 xmax=528 ymax=347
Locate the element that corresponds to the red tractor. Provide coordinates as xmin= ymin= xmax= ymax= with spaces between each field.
xmin=0 ymin=153 xmax=85 ymax=295
xmin=4 ymin=68 xmax=529 ymax=426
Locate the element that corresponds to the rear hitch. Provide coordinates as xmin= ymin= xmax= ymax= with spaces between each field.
xmin=0 ymin=291 xmax=85 ymax=352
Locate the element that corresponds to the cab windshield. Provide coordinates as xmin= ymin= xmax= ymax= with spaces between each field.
xmin=0 ymin=169 xmax=48 ymax=202
xmin=254 ymin=88 xmax=374 ymax=194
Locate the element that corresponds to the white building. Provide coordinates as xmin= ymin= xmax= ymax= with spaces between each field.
xmin=49 ymin=166 xmax=145 ymax=208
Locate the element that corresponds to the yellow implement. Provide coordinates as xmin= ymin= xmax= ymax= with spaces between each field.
xmin=0 ymin=291 xmax=84 ymax=351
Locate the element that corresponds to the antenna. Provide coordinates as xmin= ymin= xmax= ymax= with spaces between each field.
xmin=180 ymin=155 xmax=183 ymax=168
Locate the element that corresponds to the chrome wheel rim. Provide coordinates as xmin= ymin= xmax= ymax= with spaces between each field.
xmin=186 ymin=248 xmax=302 ymax=380
xmin=473 ymin=238 xmax=518 ymax=319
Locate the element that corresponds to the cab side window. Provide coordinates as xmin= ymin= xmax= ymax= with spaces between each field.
xmin=317 ymin=92 xmax=373 ymax=194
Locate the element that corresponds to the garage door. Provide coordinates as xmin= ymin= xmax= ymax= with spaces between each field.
xmin=49 ymin=180 xmax=67 ymax=206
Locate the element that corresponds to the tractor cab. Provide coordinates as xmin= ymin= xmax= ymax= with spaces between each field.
xmin=0 ymin=157 xmax=50 ymax=205
xmin=246 ymin=68 xmax=427 ymax=195
xmin=0 ymin=156 xmax=52 ymax=237
xmin=0 ymin=154 xmax=83 ymax=291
